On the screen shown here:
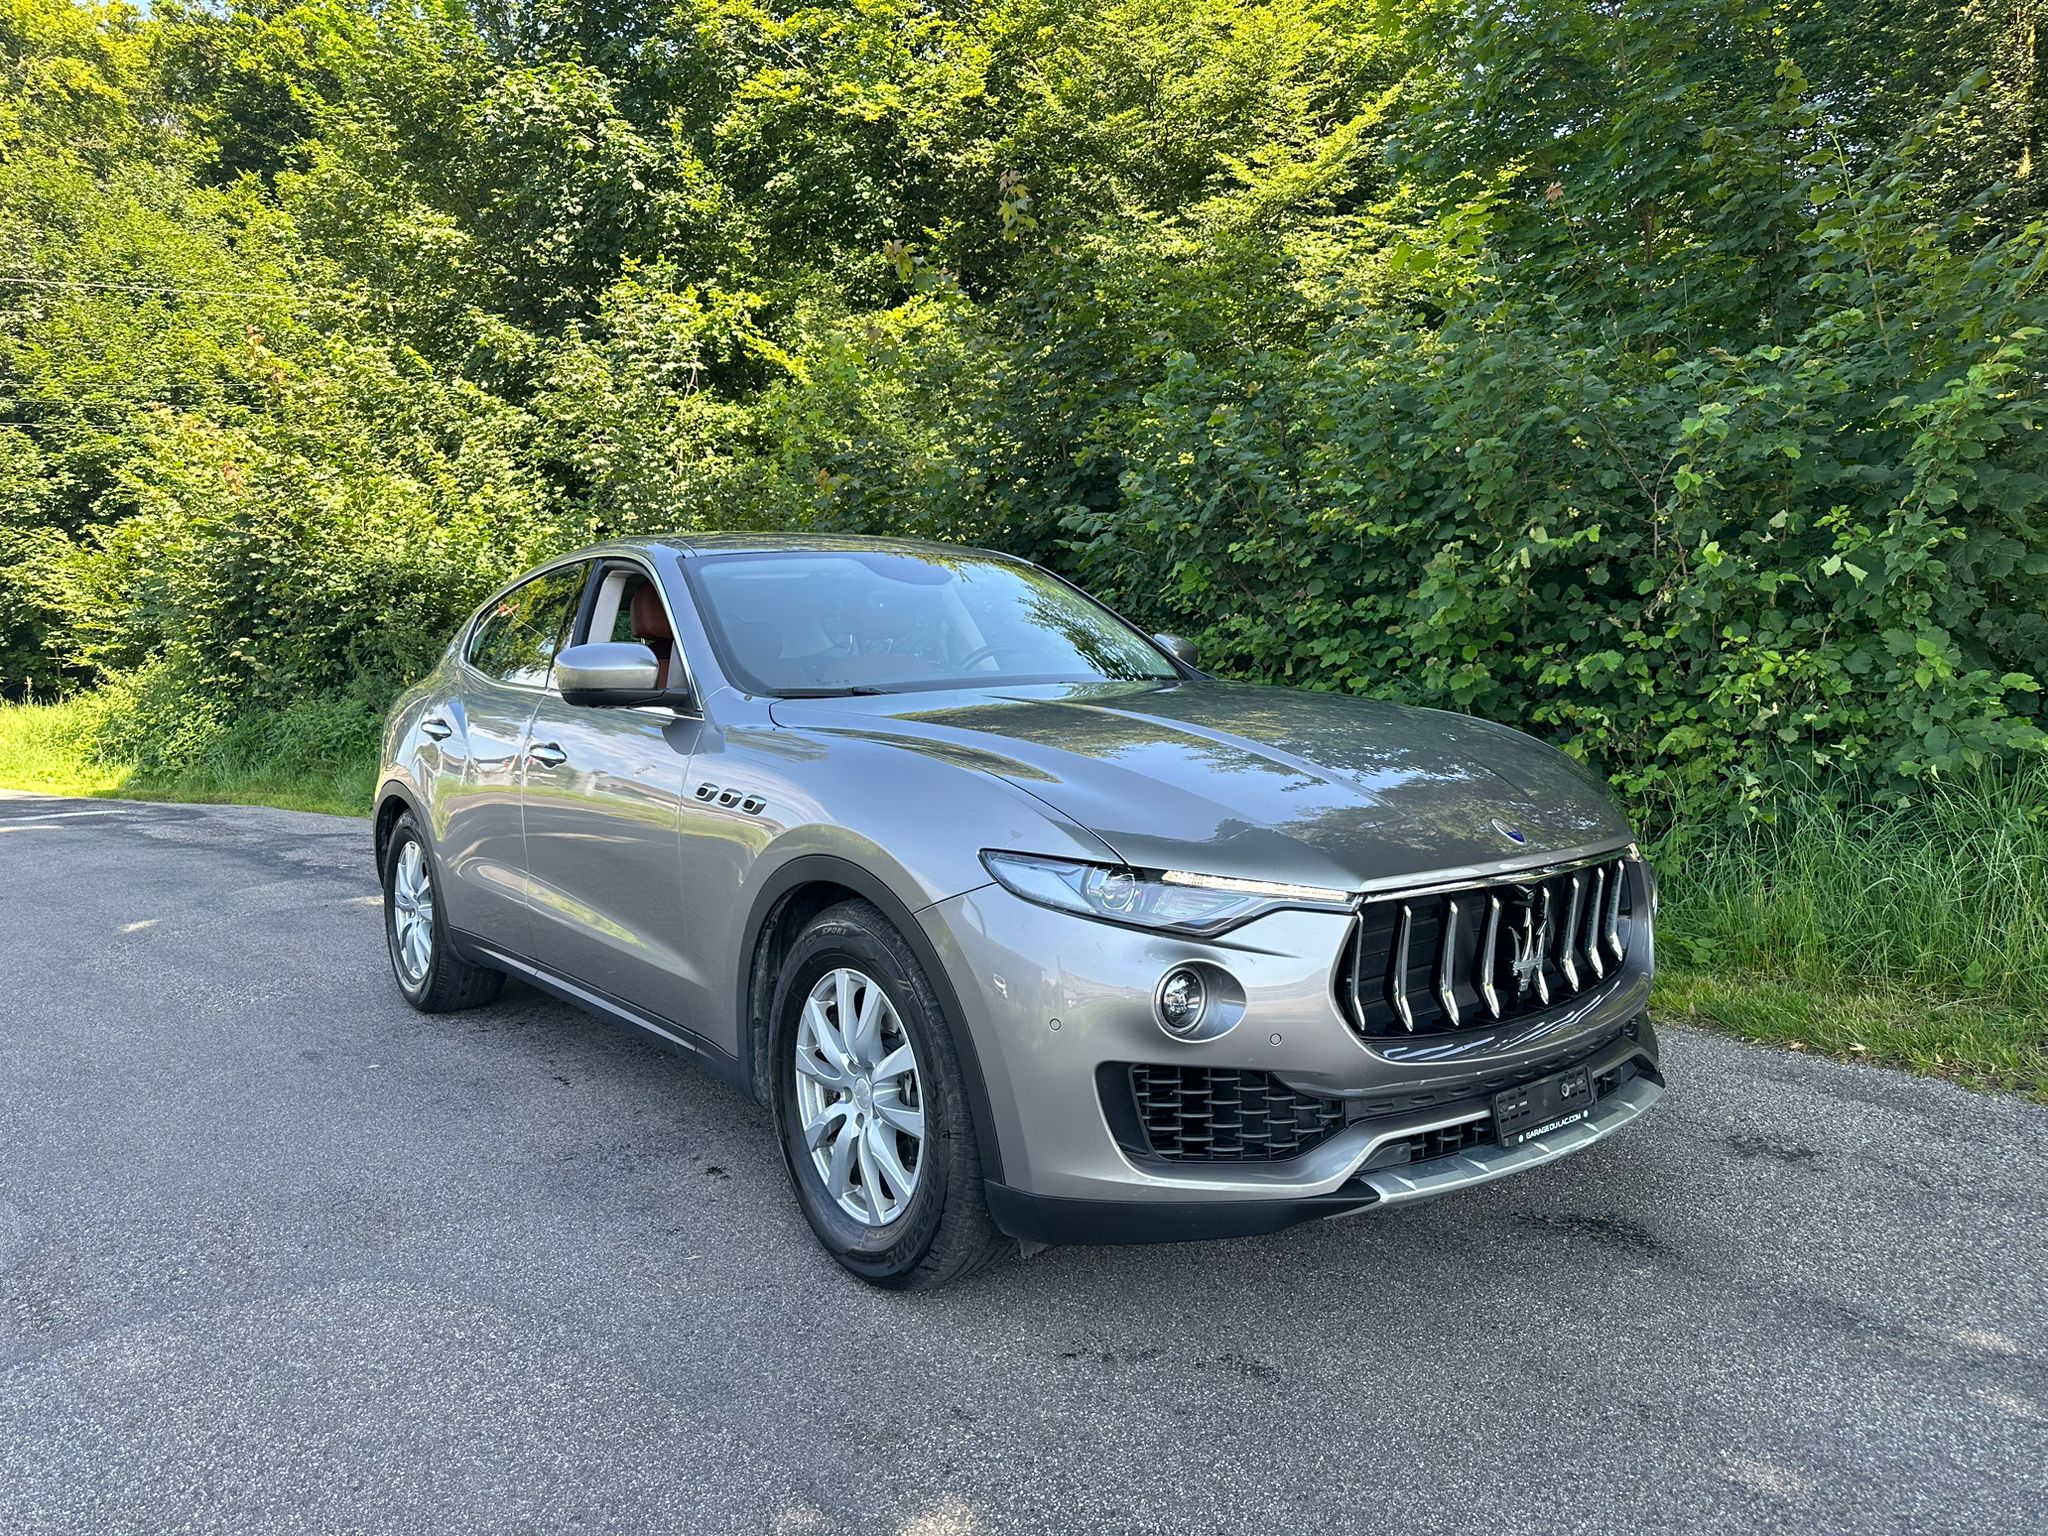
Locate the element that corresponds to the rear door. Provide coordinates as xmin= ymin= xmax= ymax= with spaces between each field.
xmin=520 ymin=560 xmax=708 ymax=1025
xmin=434 ymin=563 xmax=588 ymax=959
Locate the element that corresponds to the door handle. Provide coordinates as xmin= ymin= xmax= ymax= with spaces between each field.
xmin=527 ymin=742 xmax=568 ymax=769
xmin=420 ymin=715 xmax=453 ymax=741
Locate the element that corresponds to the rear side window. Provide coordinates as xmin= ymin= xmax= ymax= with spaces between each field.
xmin=467 ymin=565 xmax=587 ymax=688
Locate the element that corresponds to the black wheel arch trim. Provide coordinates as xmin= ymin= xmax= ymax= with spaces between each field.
xmin=738 ymin=854 xmax=1006 ymax=1185
xmin=373 ymin=776 xmax=430 ymax=871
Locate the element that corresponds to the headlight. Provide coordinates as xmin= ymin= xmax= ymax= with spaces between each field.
xmin=979 ymin=851 xmax=1352 ymax=937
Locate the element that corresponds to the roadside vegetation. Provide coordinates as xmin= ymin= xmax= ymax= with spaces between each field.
xmin=1 ymin=0 xmax=2042 ymax=1091
xmin=1657 ymin=767 xmax=2048 ymax=1099
xmin=0 ymin=695 xmax=377 ymax=816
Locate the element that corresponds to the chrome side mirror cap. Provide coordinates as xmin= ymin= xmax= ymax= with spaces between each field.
xmin=554 ymin=642 xmax=683 ymax=708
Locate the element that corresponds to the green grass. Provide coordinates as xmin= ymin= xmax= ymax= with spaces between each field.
xmin=6 ymin=693 xmax=2044 ymax=1098
xmin=1653 ymin=767 xmax=2048 ymax=1101
xmin=0 ymin=696 xmax=376 ymax=818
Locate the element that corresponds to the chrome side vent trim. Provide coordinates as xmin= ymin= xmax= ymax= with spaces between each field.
xmin=1338 ymin=851 xmax=1640 ymax=1038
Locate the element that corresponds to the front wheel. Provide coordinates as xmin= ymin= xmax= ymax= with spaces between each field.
xmin=770 ymin=900 xmax=1003 ymax=1289
xmin=382 ymin=810 xmax=504 ymax=1013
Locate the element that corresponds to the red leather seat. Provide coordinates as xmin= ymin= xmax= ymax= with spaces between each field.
xmin=631 ymin=583 xmax=674 ymax=689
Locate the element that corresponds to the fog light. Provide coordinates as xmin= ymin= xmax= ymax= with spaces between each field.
xmin=1156 ymin=967 xmax=1208 ymax=1035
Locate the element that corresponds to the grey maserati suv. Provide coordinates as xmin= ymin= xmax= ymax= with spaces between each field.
xmin=376 ymin=534 xmax=1664 ymax=1287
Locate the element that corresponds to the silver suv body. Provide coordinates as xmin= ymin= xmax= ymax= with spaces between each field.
xmin=376 ymin=535 xmax=1663 ymax=1286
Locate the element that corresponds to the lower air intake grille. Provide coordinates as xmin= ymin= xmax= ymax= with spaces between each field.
xmin=1338 ymin=852 xmax=1641 ymax=1038
xmin=1126 ymin=1065 xmax=1347 ymax=1162
xmin=1389 ymin=1118 xmax=1494 ymax=1164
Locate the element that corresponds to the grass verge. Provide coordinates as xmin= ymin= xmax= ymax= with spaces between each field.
xmin=0 ymin=697 xmax=376 ymax=818
xmin=1653 ymin=766 xmax=2048 ymax=1103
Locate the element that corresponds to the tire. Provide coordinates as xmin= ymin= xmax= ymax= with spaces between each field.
xmin=382 ymin=809 xmax=504 ymax=1014
xmin=769 ymin=899 xmax=1004 ymax=1290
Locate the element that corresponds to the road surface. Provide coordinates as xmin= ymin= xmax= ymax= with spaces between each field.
xmin=1 ymin=792 xmax=2042 ymax=1534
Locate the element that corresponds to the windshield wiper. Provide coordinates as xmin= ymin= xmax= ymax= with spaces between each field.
xmin=776 ymin=685 xmax=894 ymax=698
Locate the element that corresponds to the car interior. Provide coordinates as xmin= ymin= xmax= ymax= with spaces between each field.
xmin=585 ymin=566 xmax=679 ymax=689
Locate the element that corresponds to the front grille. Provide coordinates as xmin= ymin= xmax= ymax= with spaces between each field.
xmin=1338 ymin=852 xmax=1639 ymax=1038
xmin=1125 ymin=1064 xmax=1347 ymax=1162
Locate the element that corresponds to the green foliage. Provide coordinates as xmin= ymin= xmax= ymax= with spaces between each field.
xmin=0 ymin=0 xmax=2043 ymax=835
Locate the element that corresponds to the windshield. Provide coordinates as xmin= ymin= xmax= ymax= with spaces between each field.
xmin=687 ymin=549 xmax=1180 ymax=695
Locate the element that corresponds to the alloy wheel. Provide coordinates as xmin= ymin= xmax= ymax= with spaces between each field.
xmin=792 ymin=966 xmax=925 ymax=1226
xmin=390 ymin=838 xmax=434 ymax=985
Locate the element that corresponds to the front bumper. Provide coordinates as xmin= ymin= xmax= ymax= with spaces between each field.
xmin=918 ymin=878 xmax=1662 ymax=1244
xmin=985 ymin=1053 xmax=1663 ymax=1244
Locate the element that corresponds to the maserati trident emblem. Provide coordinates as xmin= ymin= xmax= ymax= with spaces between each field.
xmin=1491 ymin=817 xmax=1528 ymax=847
xmin=1507 ymin=896 xmax=1550 ymax=1003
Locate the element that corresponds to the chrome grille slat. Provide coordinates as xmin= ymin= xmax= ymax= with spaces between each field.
xmin=1559 ymin=874 xmax=1583 ymax=991
xmin=1479 ymin=894 xmax=1502 ymax=1018
xmin=1436 ymin=898 xmax=1461 ymax=1026
xmin=1386 ymin=903 xmax=1414 ymax=1032
xmin=1585 ymin=867 xmax=1607 ymax=980
xmin=1603 ymin=866 xmax=1625 ymax=962
xmin=1340 ymin=853 xmax=1640 ymax=1038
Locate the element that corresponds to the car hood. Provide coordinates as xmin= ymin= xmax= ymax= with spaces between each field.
xmin=769 ymin=680 xmax=1631 ymax=890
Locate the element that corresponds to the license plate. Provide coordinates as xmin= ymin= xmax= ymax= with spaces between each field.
xmin=1493 ymin=1066 xmax=1595 ymax=1148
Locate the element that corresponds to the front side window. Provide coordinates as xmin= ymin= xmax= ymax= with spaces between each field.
xmin=687 ymin=549 xmax=1178 ymax=696
xmin=466 ymin=565 xmax=588 ymax=688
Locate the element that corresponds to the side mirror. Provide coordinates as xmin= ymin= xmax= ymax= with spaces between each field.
xmin=554 ymin=642 xmax=683 ymax=708
xmin=1154 ymin=633 xmax=1200 ymax=670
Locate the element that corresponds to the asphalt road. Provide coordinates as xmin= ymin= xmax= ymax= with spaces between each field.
xmin=1 ymin=791 xmax=2044 ymax=1536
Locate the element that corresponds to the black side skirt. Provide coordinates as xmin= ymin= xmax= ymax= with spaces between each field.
xmin=448 ymin=927 xmax=754 ymax=1097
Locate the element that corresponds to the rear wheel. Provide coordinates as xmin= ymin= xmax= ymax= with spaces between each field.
xmin=770 ymin=899 xmax=1003 ymax=1289
xmin=382 ymin=810 xmax=504 ymax=1013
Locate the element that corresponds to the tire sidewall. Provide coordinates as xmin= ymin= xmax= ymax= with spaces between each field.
xmin=770 ymin=911 xmax=960 ymax=1282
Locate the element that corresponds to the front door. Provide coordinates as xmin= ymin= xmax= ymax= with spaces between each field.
xmin=436 ymin=563 xmax=589 ymax=958
xmin=520 ymin=563 xmax=708 ymax=1027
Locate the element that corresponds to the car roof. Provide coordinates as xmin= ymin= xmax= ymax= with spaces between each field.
xmin=641 ymin=531 xmax=1006 ymax=560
